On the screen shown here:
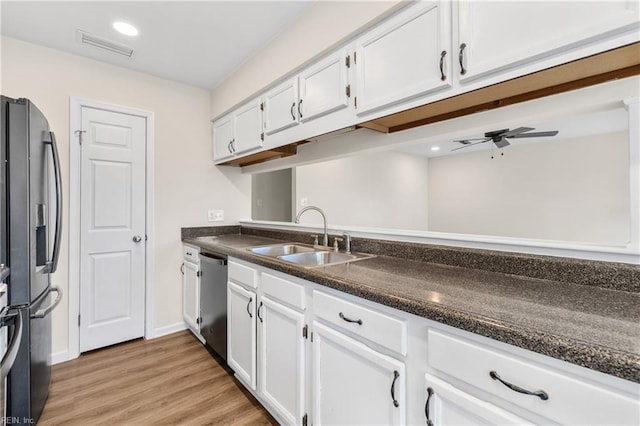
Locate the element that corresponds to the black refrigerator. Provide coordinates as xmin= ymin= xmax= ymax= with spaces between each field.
xmin=0 ymin=96 xmax=63 ymax=423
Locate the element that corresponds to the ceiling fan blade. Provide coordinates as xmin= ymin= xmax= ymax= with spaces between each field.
xmin=493 ymin=137 xmax=510 ymax=149
xmin=451 ymin=139 xmax=490 ymax=151
xmin=453 ymin=137 xmax=490 ymax=144
xmin=502 ymin=127 xmax=534 ymax=137
xmin=509 ymin=130 xmax=559 ymax=138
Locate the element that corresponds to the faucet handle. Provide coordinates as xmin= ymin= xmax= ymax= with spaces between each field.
xmin=310 ymin=235 xmax=319 ymax=246
xmin=333 ymin=237 xmax=344 ymax=252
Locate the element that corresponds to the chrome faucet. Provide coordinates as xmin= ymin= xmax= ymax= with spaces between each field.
xmin=295 ymin=206 xmax=329 ymax=247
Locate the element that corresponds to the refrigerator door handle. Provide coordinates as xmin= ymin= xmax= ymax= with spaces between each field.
xmin=43 ymin=131 xmax=62 ymax=274
xmin=31 ymin=286 xmax=62 ymax=319
xmin=0 ymin=310 xmax=23 ymax=378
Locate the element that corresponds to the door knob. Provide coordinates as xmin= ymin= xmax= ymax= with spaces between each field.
xmin=133 ymin=235 xmax=142 ymax=243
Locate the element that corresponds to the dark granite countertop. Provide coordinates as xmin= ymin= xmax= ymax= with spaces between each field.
xmin=183 ymin=233 xmax=640 ymax=383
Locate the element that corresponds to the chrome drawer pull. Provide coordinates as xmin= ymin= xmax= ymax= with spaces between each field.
xmin=489 ymin=370 xmax=548 ymax=400
xmin=339 ymin=312 xmax=362 ymax=325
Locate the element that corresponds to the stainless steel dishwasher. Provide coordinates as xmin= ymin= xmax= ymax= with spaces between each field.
xmin=199 ymin=251 xmax=228 ymax=362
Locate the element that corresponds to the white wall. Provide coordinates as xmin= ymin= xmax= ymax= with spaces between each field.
xmin=427 ymin=132 xmax=630 ymax=245
xmin=295 ymin=151 xmax=429 ymax=230
xmin=1 ymin=36 xmax=251 ymax=355
xmin=209 ymin=0 xmax=402 ymax=119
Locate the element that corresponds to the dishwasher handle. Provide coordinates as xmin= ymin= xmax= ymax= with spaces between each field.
xmin=199 ymin=251 xmax=227 ymax=266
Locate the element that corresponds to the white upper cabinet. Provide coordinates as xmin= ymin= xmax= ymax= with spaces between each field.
xmin=264 ymin=77 xmax=299 ymax=135
xmin=213 ymin=97 xmax=263 ymax=163
xmin=212 ymin=114 xmax=234 ymax=162
xmin=233 ymin=97 xmax=263 ymax=154
xmin=354 ymin=1 xmax=452 ymax=115
xmin=456 ymin=1 xmax=640 ymax=83
xmin=299 ymin=48 xmax=350 ymax=123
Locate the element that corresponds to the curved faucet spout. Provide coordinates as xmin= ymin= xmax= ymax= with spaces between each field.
xmin=295 ymin=206 xmax=329 ymax=247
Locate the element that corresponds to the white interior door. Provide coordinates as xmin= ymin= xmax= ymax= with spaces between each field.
xmin=79 ymin=106 xmax=146 ymax=352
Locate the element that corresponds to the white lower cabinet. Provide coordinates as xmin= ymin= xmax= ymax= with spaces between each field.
xmin=224 ymin=258 xmax=639 ymax=426
xmin=424 ymin=373 xmax=531 ymax=426
xmin=312 ymin=321 xmax=406 ymax=425
xmin=182 ymin=244 xmax=201 ymax=340
xmin=258 ymin=296 xmax=306 ymax=425
xmin=227 ymin=281 xmax=257 ymax=390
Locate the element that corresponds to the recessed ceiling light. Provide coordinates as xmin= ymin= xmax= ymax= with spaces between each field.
xmin=113 ymin=21 xmax=138 ymax=37
xmin=431 ymin=146 xmax=440 ymax=151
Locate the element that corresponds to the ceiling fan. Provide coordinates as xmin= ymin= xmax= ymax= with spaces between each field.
xmin=452 ymin=127 xmax=559 ymax=151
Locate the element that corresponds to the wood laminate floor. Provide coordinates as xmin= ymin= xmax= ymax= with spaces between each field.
xmin=39 ymin=331 xmax=277 ymax=426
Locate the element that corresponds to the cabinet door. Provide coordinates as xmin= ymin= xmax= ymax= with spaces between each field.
xmin=457 ymin=1 xmax=640 ymax=83
xmin=312 ymin=322 xmax=406 ymax=425
xmin=299 ymin=48 xmax=350 ymax=123
xmin=233 ymin=97 xmax=263 ymax=154
xmin=228 ymin=281 xmax=257 ymax=390
xmin=258 ymin=296 xmax=306 ymax=425
xmin=212 ymin=114 xmax=234 ymax=162
xmin=264 ymin=77 xmax=299 ymax=135
xmin=424 ymin=373 xmax=531 ymax=426
xmin=355 ymin=1 xmax=452 ymax=115
xmin=182 ymin=260 xmax=200 ymax=333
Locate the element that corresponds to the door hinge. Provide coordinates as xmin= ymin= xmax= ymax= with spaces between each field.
xmin=354 ymin=96 xmax=357 ymax=109
xmin=353 ymin=51 xmax=357 ymax=64
xmin=197 ymin=317 xmax=202 ymax=325
xmin=197 ymin=270 xmax=202 ymax=277
xmin=311 ymin=332 xmax=314 ymax=342
xmin=260 ymin=102 xmax=264 ymax=111
xmin=260 ymin=132 xmax=264 ymax=141
xmin=345 ymin=55 xmax=350 ymax=68
xmin=302 ymin=414 xmax=308 ymax=426
xmin=74 ymin=130 xmax=86 ymax=145
xmin=78 ymin=314 xmax=81 ymax=327
xmin=345 ymin=85 xmax=351 ymax=98
xmin=303 ymin=324 xmax=308 ymax=339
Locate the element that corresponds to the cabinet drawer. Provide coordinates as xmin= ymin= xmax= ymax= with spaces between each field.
xmin=183 ymin=244 xmax=200 ymax=262
xmin=427 ymin=329 xmax=640 ymax=425
xmin=228 ymin=260 xmax=257 ymax=289
xmin=313 ymin=290 xmax=407 ymax=356
xmin=261 ymin=273 xmax=305 ymax=310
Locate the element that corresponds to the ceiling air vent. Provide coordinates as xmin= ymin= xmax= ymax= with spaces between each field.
xmin=76 ymin=30 xmax=134 ymax=57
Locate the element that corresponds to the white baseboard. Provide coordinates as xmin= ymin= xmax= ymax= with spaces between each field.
xmin=51 ymin=350 xmax=74 ymax=365
xmin=151 ymin=322 xmax=187 ymax=339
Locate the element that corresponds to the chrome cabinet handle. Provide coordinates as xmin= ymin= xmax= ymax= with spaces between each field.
xmin=425 ymin=387 xmax=434 ymax=426
xmin=439 ymin=50 xmax=447 ymax=81
xmin=247 ymin=297 xmax=253 ymax=318
xmin=290 ymin=102 xmax=296 ymax=120
xmin=228 ymin=141 xmax=233 ymax=153
xmin=231 ymin=139 xmax=236 ymax=153
xmin=339 ymin=312 xmax=362 ymax=325
xmin=0 ymin=310 xmax=22 ymax=378
xmin=31 ymin=286 xmax=63 ymax=319
xmin=490 ymin=371 xmax=548 ymax=400
xmin=459 ymin=43 xmax=467 ymax=75
xmin=133 ymin=235 xmax=142 ymax=243
xmin=180 ymin=263 xmax=185 ymax=275
xmin=390 ymin=370 xmax=400 ymax=408
xmin=257 ymin=301 xmax=264 ymax=322
xmin=298 ymin=99 xmax=303 ymax=119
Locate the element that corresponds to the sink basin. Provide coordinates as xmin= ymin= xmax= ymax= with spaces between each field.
xmin=278 ymin=251 xmax=375 ymax=268
xmin=248 ymin=243 xmax=316 ymax=257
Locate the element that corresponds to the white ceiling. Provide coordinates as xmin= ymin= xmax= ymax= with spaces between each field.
xmin=1 ymin=1 xmax=312 ymax=89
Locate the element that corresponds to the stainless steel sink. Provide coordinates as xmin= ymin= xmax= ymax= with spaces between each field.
xmin=248 ymin=243 xmax=316 ymax=257
xmin=247 ymin=242 xmax=375 ymax=268
xmin=278 ymin=250 xmax=375 ymax=268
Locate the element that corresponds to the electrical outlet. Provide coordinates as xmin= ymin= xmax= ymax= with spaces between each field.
xmin=208 ymin=210 xmax=224 ymax=222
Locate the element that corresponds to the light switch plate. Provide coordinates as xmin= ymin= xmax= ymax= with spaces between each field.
xmin=208 ymin=209 xmax=224 ymax=222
